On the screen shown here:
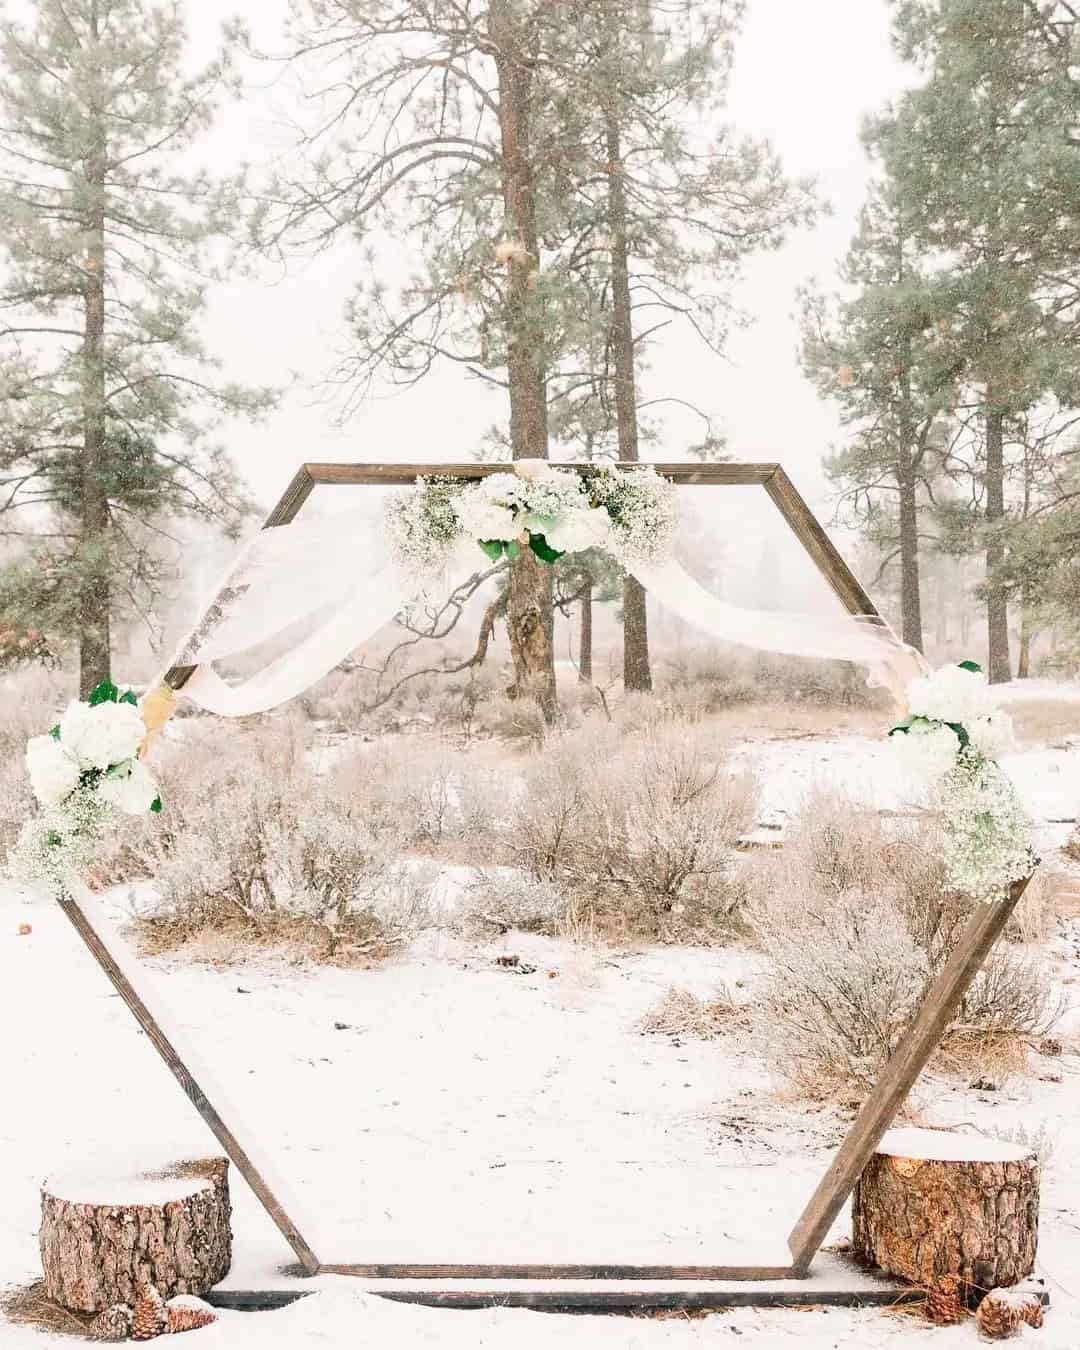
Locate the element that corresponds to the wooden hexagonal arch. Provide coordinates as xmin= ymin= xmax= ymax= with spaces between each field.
xmin=58 ymin=462 xmax=1034 ymax=1309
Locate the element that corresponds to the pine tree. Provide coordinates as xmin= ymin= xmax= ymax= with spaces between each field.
xmin=559 ymin=1 xmax=815 ymax=691
xmin=800 ymin=168 xmax=954 ymax=652
xmin=0 ymin=0 xmax=271 ymax=695
xmin=881 ymin=0 xmax=1080 ymax=680
xmin=270 ymin=1 xmax=812 ymax=715
xmin=269 ymin=0 xmax=586 ymax=720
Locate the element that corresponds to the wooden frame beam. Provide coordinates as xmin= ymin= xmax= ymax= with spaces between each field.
xmin=58 ymin=893 xmax=321 ymax=1276
xmin=77 ymin=459 xmax=1031 ymax=1301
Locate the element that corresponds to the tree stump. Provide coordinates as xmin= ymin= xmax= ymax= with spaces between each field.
xmin=852 ymin=1127 xmax=1038 ymax=1297
xmin=40 ymin=1157 xmax=231 ymax=1313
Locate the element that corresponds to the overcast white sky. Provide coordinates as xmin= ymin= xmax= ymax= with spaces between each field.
xmin=188 ymin=0 xmax=911 ymax=519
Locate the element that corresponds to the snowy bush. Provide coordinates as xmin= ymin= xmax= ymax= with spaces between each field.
xmin=457 ymin=868 xmax=565 ymax=936
xmin=108 ymin=719 xmax=436 ymax=961
xmin=507 ymin=725 xmax=756 ymax=940
xmin=753 ymin=890 xmax=931 ymax=1086
xmin=748 ymin=792 xmax=1060 ymax=1089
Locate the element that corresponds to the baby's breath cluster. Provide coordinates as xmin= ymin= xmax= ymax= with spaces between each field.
xmin=890 ymin=661 xmax=1035 ymax=903
xmin=587 ymin=463 xmax=679 ymax=565
xmin=383 ymin=476 xmax=466 ymax=577
xmin=382 ymin=460 xmax=679 ymax=573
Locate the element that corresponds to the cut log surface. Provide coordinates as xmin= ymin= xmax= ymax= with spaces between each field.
xmin=40 ymin=1157 xmax=231 ymax=1313
xmin=852 ymin=1128 xmax=1038 ymax=1295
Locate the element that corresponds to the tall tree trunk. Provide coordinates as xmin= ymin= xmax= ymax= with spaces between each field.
xmin=984 ymin=405 xmax=1011 ymax=683
xmin=896 ymin=358 xmax=924 ymax=652
xmin=79 ymin=9 xmax=111 ymax=698
xmin=605 ymin=114 xmax=652 ymax=693
xmin=1017 ymin=582 xmax=1034 ymax=679
xmin=897 ymin=462 xmax=923 ymax=653
xmin=492 ymin=4 xmax=556 ymax=721
xmin=578 ymin=580 xmax=593 ymax=683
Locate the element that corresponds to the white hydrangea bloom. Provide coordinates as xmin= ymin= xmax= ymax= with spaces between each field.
xmin=58 ymin=699 xmax=145 ymax=771
xmin=476 ymin=472 xmax=527 ymax=508
xmin=544 ymin=506 xmax=612 ymax=554
xmin=98 ymin=758 xmax=159 ymax=815
xmin=453 ymin=493 xmax=519 ymax=542
xmin=25 ymin=734 xmax=81 ymax=806
xmin=890 ymin=721 xmax=961 ymax=787
xmin=966 ymin=710 xmax=1015 ymax=760
xmin=906 ymin=664 xmax=995 ymax=728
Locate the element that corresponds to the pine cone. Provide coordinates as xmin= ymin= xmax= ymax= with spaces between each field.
xmin=1019 ymin=1293 xmax=1044 ymax=1329
xmin=926 ymin=1275 xmax=963 ymax=1325
xmin=975 ymin=1289 xmax=1023 ymax=1339
xmin=165 ymin=1295 xmax=217 ymax=1334
xmin=90 ymin=1303 xmax=133 ymax=1342
xmin=131 ymin=1285 xmax=167 ymax=1341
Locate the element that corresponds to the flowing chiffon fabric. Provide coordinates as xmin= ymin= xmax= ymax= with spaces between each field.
xmin=164 ymin=510 xmax=922 ymax=718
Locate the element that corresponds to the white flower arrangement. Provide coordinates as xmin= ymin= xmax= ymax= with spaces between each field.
xmin=383 ymin=461 xmax=678 ymax=574
xmin=383 ymin=475 xmax=466 ymax=575
xmin=11 ymin=679 xmax=162 ymax=899
xmin=906 ymin=661 xmax=996 ymax=727
xmin=890 ymin=661 xmax=1035 ymax=903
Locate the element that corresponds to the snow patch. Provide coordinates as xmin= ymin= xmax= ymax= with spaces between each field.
xmin=878 ymin=1127 xmax=1035 ymax=1164
xmin=43 ymin=1173 xmax=211 ymax=1207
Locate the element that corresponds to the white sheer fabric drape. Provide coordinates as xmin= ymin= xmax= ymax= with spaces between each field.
xmin=163 ymin=507 xmax=923 ymax=718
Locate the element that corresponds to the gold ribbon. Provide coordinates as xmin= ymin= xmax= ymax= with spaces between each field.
xmin=138 ymin=682 xmax=178 ymax=760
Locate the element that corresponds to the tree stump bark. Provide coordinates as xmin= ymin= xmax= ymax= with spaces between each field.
xmin=40 ymin=1157 xmax=231 ymax=1313
xmin=852 ymin=1127 xmax=1038 ymax=1297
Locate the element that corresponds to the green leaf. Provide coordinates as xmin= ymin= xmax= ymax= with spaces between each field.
xmin=119 ymin=689 xmax=139 ymax=706
xmin=88 ymin=678 xmax=118 ymax=706
xmin=958 ymin=660 xmax=983 ymax=674
xmin=478 ymin=539 xmax=505 ymax=561
xmin=49 ymin=724 xmax=60 ymax=740
xmin=945 ymin=721 xmax=970 ymax=748
xmin=150 ymin=796 xmax=162 ymax=814
xmin=528 ymin=533 xmax=563 ymax=564
xmin=505 ymin=539 xmax=521 ymax=560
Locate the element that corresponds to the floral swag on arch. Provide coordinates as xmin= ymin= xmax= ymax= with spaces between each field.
xmin=170 ymin=458 xmax=909 ymax=719
xmin=9 ymin=459 xmax=1035 ymax=905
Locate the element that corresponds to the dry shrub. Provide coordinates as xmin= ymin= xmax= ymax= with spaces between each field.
xmin=748 ymin=792 xmax=1061 ymax=1092
xmin=507 ymin=723 xmax=756 ymax=940
xmin=1005 ymin=869 xmax=1058 ymax=945
xmin=653 ymin=647 xmax=890 ymax=713
xmin=752 ymin=889 xmax=932 ymax=1090
xmin=114 ymin=718 xmax=437 ymax=962
xmin=307 ymin=656 xmax=573 ymax=747
xmin=327 ymin=743 xmax=511 ymax=855
xmin=457 ymin=868 xmax=565 ymax=937
xmin=639 ymin=986 xmax=740 ymax=1040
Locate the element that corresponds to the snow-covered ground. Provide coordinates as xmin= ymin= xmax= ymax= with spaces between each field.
xmin=4 ymin=715 xmax=1080 ymax=1347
